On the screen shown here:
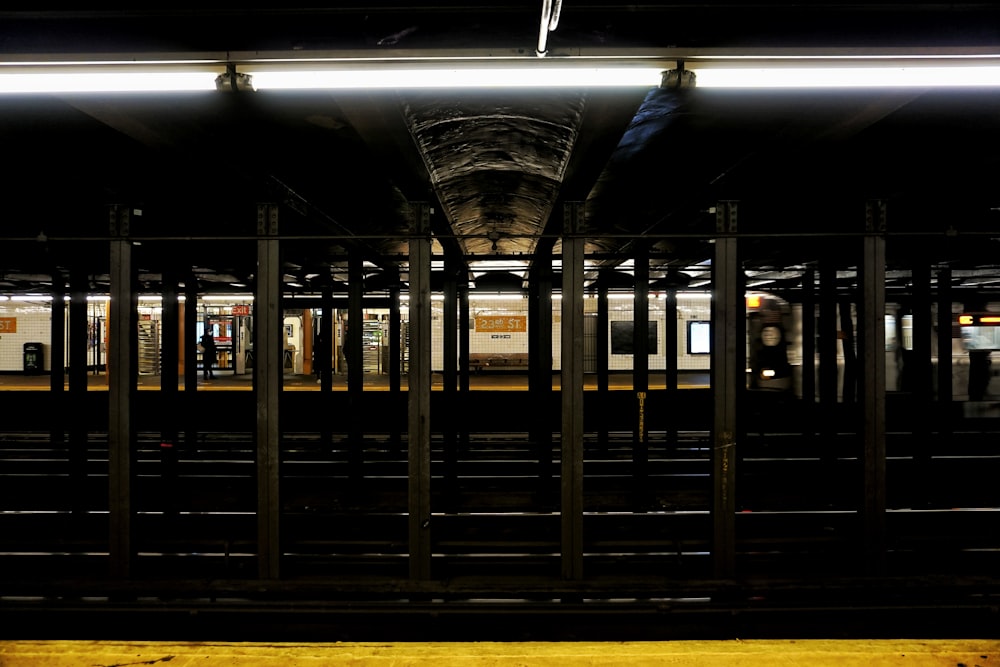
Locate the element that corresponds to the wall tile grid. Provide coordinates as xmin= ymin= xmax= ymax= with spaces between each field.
xmin=0 ymin=302 xmax=52 ymax=372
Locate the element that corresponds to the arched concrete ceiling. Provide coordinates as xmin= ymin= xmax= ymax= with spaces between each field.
xmin=404 ymin=91 xmax=585 ymax=257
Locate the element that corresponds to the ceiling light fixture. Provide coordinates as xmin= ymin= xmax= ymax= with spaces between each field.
xmin=11 ymin=294 xmax=53 ymax=301
xmin=0 ymin=53 xmax=998 ymax=94
xmin=0 ymin=65 xmax=218 ymax=94
xmin=690 ymin=65 xmax=1000 ymax=88
xmin=240 ymin=52 xmax=1000 ymax=90
xmin=244 ymin=66 xmax=665 ymax=90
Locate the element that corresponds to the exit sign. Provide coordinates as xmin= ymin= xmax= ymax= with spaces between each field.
xmin=232 ymin=305 xmax=251 ymax=316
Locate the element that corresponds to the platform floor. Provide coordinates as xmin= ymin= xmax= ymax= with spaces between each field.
xmin=1 ymin=639 xmax=997 ymax=666
xmin=0 ymin=370 xmax=710 ymax=391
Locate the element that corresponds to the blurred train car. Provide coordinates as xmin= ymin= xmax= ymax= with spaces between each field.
xmin=746 ymin=291 xmax=794 ymax=392
xmin=955 ymin=310 xmax=1000 ymax=402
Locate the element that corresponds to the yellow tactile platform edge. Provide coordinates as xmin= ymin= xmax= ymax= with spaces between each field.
xmin=0 ymin=640 xmax=997 ymax=666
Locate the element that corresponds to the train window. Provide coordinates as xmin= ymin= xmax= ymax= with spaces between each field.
xmin=885 ymin=315 xmax=896 ymax=351
xmin=961 ymin=326 xmax=1000 ymax=350
xmin=687 ymin=320 xmax=711 ymax=355
xmin=958 ymin=312 xmax=1000 ymax=350
xmin=901 ymin=314 xmax=913 ymax=351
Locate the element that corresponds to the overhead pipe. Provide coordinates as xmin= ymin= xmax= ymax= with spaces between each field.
xmin=536 ymin=0 xmax=563 ymax=57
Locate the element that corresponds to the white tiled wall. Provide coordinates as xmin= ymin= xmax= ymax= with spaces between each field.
xmin=430 ymin=293 xmax=714 ymax=372
xmin=676 ymin=294 xmax=713 ymax=370
xmin=0 ymin=293 xmax=729 ymax=375
xmin=588 ymin=293 xmax=713 ymax=371
xmin=0 ymin=301 xmax=53 ymax=372
xmin=432 ymin=297 xmax=531 ymax=369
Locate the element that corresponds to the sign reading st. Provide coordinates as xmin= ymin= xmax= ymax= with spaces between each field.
xmin=475 ymin=315 xmax=526 ymax=333
xmin=0 ymin=317 xmax=16 ymax=333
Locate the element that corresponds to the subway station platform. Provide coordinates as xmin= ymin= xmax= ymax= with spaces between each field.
xmin=0 ymin=370 xmax=711 ymax=391
xmin=1 ymin=639 xmax=997 ymax=666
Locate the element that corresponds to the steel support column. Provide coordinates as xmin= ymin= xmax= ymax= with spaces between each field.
xmin=389 ymin=269 xmax=403 ymax=391
xmin=458 ymin=279 xmax=470 ymax=394
xmin=800 ymin=268 xmax=816 ymax=436
xmin=319 ymin=283 xmax=334 ymax=393
xmin=68 ymin=266 xmax=88 ymax=513
xmin=530 ymin=241 xmax=554 ymax=491
xmin=68 ymin=267 xmax=88 ymax=392
xmin=442 ymin=258 xmax=459 ymax=503
xmin=183 ymin=274 xmax=198 ymax=449
xmin=633 ymin=242 xmax=649 ymax=509
xmin=160 ymin=269 xmax=180 ymax=395
xmin=597 ymin=271 xmax=610 ymax=452
xmin=408 ymin=202 xmax=432 ymax=581
xmin=443 ymin=260 xmax=458 ymax=392
xmin=561 ymin=202 xmax=585 ymax=581
xmin=108 ymin=205 xmax=136 ymax=579
xmin=49 ymin=273 xmax=66 ymax=449
xmin=50 ymin=273 xmax=66 ymax=392
xmin=712 ymin=201 xmax=739 ymax=578
xmin=936 ymin=266 xmax=953 ymax=453
xmin=348 ymin=255 xmax=364 ymax=392
xmin=912 ymin=262 xmax=933 ymax=399
xmin=348 ymin=254 xmax=364 ymax=480
xmin=389 ymin=273 xmax=404 ymax=451
xmin=256 ymin=203 xmax=282 ymax=580
xmin=160 ymin=267 xmax=180 ymax=513
xmin=457 ymin=278 xmax=470 ymax=456
xmin=862 ymin=201 xmax=887 ymax=574
xmin=664 ymin=286 xmax=678 ymax=392
xmin=911 ymin=259 xmax=933 ymax=490
xmin=597 ymin=271 xmax=609 ymax=395
xmin=319 ymin=283 xmax=334 ymax=448
xmin=529 ymin=241 xmax=555 ymax=388
xmin=664 ymin=285 xmax=679 ymax=447
xmin=818 ymin=259 xmax=839 ymax=468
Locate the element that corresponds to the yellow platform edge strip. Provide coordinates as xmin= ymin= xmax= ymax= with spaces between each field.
xmin=0 ymin=639 xmax=997 ymax=666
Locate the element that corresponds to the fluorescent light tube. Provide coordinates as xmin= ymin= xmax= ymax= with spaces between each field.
xmin=246 ymin=67 xmax=665 ymax=90
xmin=692 ymin=66 xmax=1000 ymax=88
xmin=2 ymin=58 xmax=997 ymax=94
xmin=0 ymin=71 xmax=218 ymax=94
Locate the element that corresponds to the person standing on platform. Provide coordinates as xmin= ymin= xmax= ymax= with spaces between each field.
xmin=199 ymin=331 xmax=218 ymax=380
xmin=314 ymin=327 xmax=329 ymax=384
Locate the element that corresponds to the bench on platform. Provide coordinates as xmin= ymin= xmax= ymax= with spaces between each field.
xmin=469 ymin=352 xmax=529 ymax=371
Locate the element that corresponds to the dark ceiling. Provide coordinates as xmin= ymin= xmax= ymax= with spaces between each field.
xmin=2 ymin=3 xmax=1000 ymax=294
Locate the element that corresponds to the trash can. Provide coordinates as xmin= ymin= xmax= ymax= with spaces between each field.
xmin=23 ymin=342 xmax=43 ymax=374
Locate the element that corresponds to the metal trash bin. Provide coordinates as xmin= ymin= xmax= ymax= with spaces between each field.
xmin=23 ymin=342 xmax=43 ymax=374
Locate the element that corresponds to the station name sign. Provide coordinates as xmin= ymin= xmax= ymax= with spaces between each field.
xmin=475 ymin=315 xmax=526 ymax=333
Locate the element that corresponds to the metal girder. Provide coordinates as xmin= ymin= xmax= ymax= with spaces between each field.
xmin=408 ymin=202 xmax=433 ymax=581
xmin=560 ymin=201 xmax=585 ymax=581
xmin=108 ymin=205 xmax=136 ymax=580
xmin=256 ymin=203 xmax=282 ymax=580
xmin=862 ymin=199 xmax=887 ymax=574
xmin=711 ymin=201 xmax=739 ymax=579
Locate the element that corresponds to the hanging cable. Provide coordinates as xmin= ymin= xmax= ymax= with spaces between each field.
xmin=536 ymin=0 xmax=563 ymax=57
